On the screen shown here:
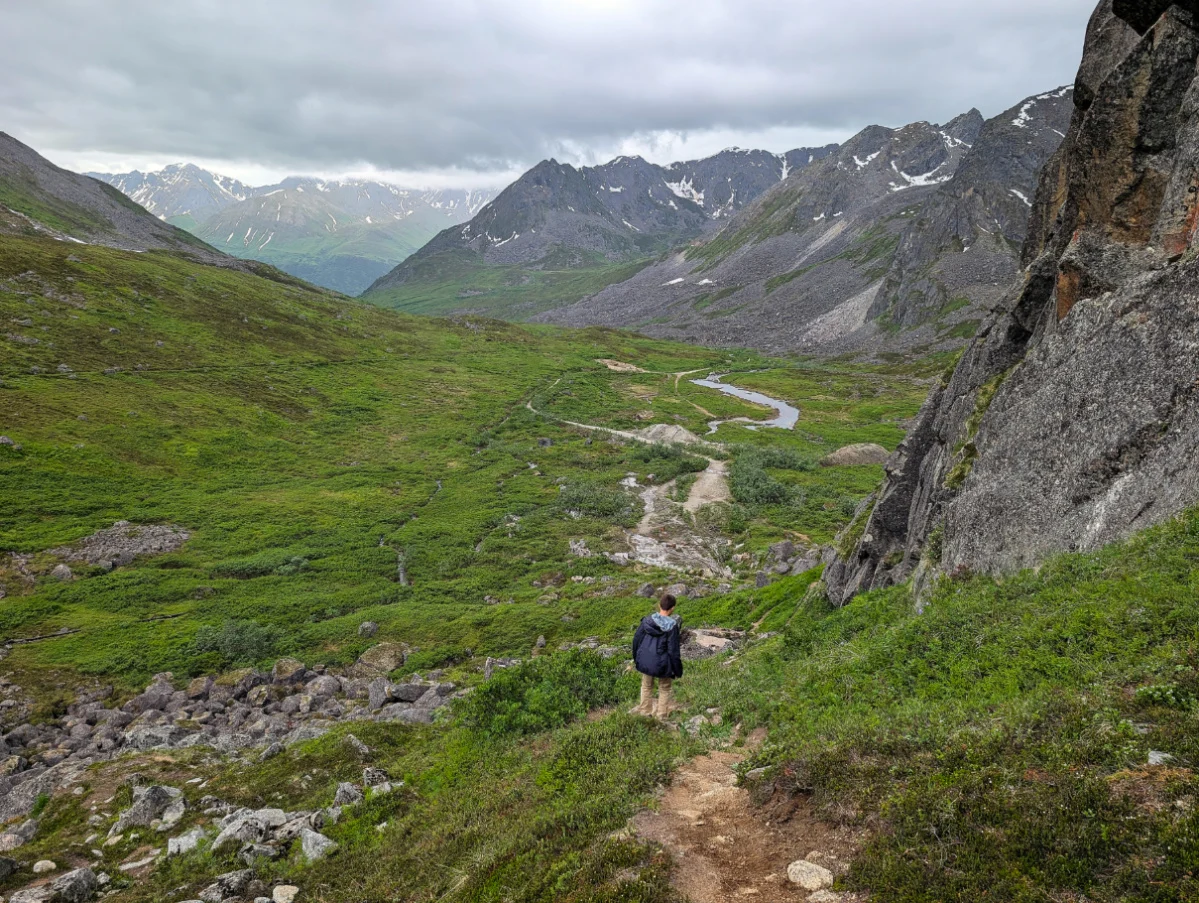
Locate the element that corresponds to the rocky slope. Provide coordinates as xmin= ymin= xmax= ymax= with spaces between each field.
xmin=825 ymin=0 xmax=1199 ymax=604
xmin=0 ymin=135 xmax=226 ymax=264
xmin=91 ymin=167 xmax=495 ymax=295
xmin=539 ymin=93 xmax=1073 ymax=355
xmin=361 ymin=145 xmax=837 ymax=314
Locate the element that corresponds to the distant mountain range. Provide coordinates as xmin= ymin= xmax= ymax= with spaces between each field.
xmin=84 ymin=85 xmax=1072 ymax=356
xmin=89 ymin=165 xmax=496 ymax=294
xmin=361 ymin=145 xmax=838 ymax=318
xmin=532 ymin=87 xmax=1073 ymax=354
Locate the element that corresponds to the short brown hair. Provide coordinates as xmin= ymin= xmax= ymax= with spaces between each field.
xmin=659 ymin=593 xmax=677 ymax=611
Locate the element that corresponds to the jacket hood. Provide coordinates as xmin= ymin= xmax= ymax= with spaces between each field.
xmin=640 ymin=613 xmax=676 ymax=635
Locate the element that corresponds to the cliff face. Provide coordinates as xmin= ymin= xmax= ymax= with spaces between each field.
xmin=826 ymin=0 xmax=1199 ymax=605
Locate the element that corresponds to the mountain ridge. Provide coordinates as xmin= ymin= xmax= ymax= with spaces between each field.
xmin=536 ymin=90 xmax=1071 ymax=355
xmin=360 ymin=143 xmax=839 ymax=315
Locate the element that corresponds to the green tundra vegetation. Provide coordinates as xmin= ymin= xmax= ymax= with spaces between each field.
xmin=361 ymin=246 xmax=659 ymax=319
xmin=3 ymin=232 xmax=1197 ymax=902
xmin=0 ymin=234 xmax=931 ymax=690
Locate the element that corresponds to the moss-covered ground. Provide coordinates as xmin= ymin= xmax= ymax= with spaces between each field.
xmin=6 ymin=233 xmax=1194 ymax=902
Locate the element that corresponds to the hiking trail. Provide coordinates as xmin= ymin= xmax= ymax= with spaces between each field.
xmin=631 ymin=731 xmax=864 ymax=903
xmin=529 ymin=363 xmax=796 ymax=575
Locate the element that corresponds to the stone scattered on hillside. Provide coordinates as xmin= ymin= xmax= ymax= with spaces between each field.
xmin=51 ymin=866 xmax=99 ymax=903
xmin=682 ymin=628 xmax=744 ymax=661
xmin=270 ymin=658 xmax=306 ymax=684
xmin=50 ymin=564 xmax=73 ymax=581
xmin=357 ymin=621 xmax=378 ymax=638
xmin=273 ymin=887 xmax=300 ymax=903
xmin=32 ymin=859 xmax=56 ymax=873
xmin=49 ymin=521 xmax=190 ymax=568
xmin=484 ymin=657 xmax=520 ymax=680
xmin=333 ymin=782 xmax=363 ymax=806
xmin=167 ymin=825 xmax=206 ymax=857
xmin=353 ymin=642 xmax=407 ymax=676
xmin=112 ymin=784 xmax=185 ymax=834
xmin=198 ymin=868 xmax=256 ymax=902
xmin=820 ymin=443 xmax=890 ymax=467
xmin=299 ymin=827 xmax=337 ymax=862
xmin=787 ymin=858 xmax=834 ymax=890
xmin=807 ymin=892 xmax=844 ymax=903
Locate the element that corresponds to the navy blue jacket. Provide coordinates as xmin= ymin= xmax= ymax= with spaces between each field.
xmin=633 ymin=615 xmax=683 ymax=679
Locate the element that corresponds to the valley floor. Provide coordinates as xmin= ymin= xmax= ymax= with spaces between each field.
xmin=2 ymin=236 xmax=1195 ymax=903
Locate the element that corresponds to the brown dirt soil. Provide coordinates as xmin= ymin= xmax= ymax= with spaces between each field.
xmin=684 ymin=459 xmax=732 ymax=513
xmin=633 ymin=737 xmax=863 ymax=902
xmin=597 ymin=359 xmax=647 ymax=373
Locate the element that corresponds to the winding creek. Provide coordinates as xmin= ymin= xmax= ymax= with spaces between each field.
xmin=691 ymin=373 xmax=800 ymax=432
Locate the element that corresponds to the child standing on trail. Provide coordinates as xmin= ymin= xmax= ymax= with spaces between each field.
xmin=630 ymin=594 xmax=683 ymax=719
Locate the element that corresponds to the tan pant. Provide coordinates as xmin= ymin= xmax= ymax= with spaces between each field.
xmin=631 ymin=673 xmax=674 ymax=719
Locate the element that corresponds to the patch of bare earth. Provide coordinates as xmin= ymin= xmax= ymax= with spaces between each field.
xmin=597 ymin=359 xmax=647 ymax=373
xmin=684 ymin=459 xmax=731 ymax=513
xmin=633 ymin=736 xmax=863 ymax=903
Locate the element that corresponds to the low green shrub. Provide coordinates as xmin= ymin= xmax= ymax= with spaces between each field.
xmin=629 ymin=443 xmax=708 ymax=483
xmin=557 ymin=481 xmax=635 ymax=521
xmin=456 ymin=650 xmax=622 ymax=738
xmin=191 ymin=619 xmax=283 ymax=666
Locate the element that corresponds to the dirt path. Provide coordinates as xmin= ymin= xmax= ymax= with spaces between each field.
xmin=526 ymin=379 xmax=736 ymax=575
xmin=684 ymin=459 xmax=731 ymax=513
xmin=633 ymin=738 xmax=862 ymax=903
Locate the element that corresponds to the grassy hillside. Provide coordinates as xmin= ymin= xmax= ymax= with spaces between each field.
xmin=2 ymin=232 xmax=1195 ymax=902
xmin=362 ymin=247 xmax=657 ymax=319
xmin=0 ymin=234 xmax=930 ymax=690
xmin=11 ymin=495 xmax=1197 ymax=902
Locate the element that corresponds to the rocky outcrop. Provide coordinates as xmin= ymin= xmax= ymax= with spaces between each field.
xmin=826 ymin=0 xmax=1199 ymax=604
xmin=0 ymin=652 xmax=458 ymax=825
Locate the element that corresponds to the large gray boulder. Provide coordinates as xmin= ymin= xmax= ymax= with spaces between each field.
xmin=51 ymin=867 xmax=99 ymax=903
xmin=123 ymin=674 xmax=175 ymax=713
xmin=0 ymin=769 xmax=57 ymax=821
xmin=167 ymin=825 xmax=207 ymax=857
xmin=299 ymin=827 xmax=337 ymax=862
xmin=112 ymin=784 xmax=185 ymax=834
xmin=827 ymin=1 xmax=1199 ymax=604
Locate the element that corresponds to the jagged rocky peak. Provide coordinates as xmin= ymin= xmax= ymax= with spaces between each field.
xmin=869 ymin=87 xmax=1074 ymax=329
xmin=539 ymin=95 xmax=1066 ymax=355
xmin=365 ymin=144 xmax=837 ymax=298
xmin=825 ymin=0 xmax=1199 ymax=605
xmin=90 ymin=163 xmax=254 ymax=222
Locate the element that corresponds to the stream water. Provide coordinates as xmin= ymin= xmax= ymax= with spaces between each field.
xmin=692 ymin=372 xmax=800 ymax=432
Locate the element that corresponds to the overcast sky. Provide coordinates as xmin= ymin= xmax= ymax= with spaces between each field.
xmin=5 ymin=0 xmax=1097 ymax=189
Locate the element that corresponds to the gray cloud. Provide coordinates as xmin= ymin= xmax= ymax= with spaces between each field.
xmin=4 ymin=0 xmax=1097 ymax=183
